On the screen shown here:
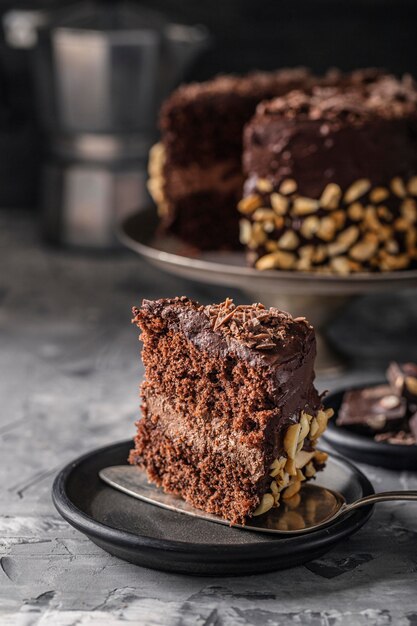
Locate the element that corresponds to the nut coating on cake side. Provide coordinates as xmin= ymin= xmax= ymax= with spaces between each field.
xmin=129 ymin=297 xmax=333 ymax=524
xmin=241 ymin=75 xmax=417 ymax=273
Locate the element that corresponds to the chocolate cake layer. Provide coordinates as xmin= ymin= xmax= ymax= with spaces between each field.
xmin=150 ymin=68 xmax=317 ymax=249
xmin=160 ymin=69 xmax=317 ymax=167
xmin=163 ymin=189 xmax=243 ymax=250
xmin=129 ymin=297 xmax=331 ymax=524
xmin=241 ymin=75 xmax=417 ymax=273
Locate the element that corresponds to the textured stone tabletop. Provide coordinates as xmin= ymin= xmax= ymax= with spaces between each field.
xmin=1 ymin=211 xmax=417 ymax=625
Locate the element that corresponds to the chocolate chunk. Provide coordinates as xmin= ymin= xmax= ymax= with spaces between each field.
xmin=337 ymin=385 xmax=407 ymax=432
xmin=387 ymin=362 xmax=417 ymax=406
xmin=375 ymin=430 xmax=416 ymax=445
xmin=339 ymin=363 xmax=417 ymax=445
xmin=409 ymin=412 xmax=417 ymax=441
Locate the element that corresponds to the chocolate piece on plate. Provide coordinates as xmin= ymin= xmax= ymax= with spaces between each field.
xmin=337 ymin=384 xmax=407 ymax=432
xmin=386 ymin=362 xmax=417 ymax=407
xmin=374 ymin=430 xmax=416 ymax=445
xmin=409 ymin=412 xmax=417 ymax=441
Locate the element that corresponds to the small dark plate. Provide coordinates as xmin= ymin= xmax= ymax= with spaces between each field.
xmin=52 ymin=440 xmax=374 ymax=576
xmin=323 ymin=385 xmax=417 ymax=471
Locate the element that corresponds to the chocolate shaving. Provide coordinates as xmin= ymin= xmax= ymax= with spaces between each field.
xmin=214 ymin=310 xmax=236 ymax=330
xmin=200 ymin=298 xmax=310 ymax=352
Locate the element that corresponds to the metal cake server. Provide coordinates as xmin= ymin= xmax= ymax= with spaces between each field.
xmin=99 ymin=465 xmax=417 ymax=535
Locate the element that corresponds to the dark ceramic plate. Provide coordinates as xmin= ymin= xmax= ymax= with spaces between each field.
xmin=52 ymin=440 xmax=374 ymax=576
xmin=323 ymin=385 xmax=417 ymax=471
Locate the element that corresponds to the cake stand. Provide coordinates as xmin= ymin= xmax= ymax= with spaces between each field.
xmin=119 ymin=208 xmax=417 ymax=375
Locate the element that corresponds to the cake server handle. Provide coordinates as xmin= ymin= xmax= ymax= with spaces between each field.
xmin=342 ymin=490 xmax=417 ymax=513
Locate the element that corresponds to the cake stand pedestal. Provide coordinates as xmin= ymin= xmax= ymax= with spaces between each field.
xmin=119 ymin=209 xmax=417 ymax=376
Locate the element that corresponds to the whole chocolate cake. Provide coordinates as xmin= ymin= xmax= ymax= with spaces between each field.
xmin=147 ymin=68 xmax=391 ymax=253
xmin=241 ymin=75 xmax=417 ymax=273
xmin=129 ymin=297 xmax=333 ymax=524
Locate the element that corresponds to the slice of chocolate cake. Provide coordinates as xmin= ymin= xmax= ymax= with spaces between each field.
xmin=129 ymin=297 xmax=332 ymax=524
xmin=148 ymin=69 xmax=316 ymax=250
xmin=240 ymin=74 xmax=417 ymax=273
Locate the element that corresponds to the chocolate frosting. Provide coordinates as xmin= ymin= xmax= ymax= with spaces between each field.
xmin=244 ymin=76 xmax=417 ymax=198
xmin=137 ymin=297 xmax=314 ymax=368
xmin=143 ymin=390 xmax=265 ymax=477
xmin=255 ymin=76 xmax=417 ymax=122
xmin=134 ymin=297 xmax=321 ymax=422
xmin=161 ymin=68 xmax=315 ymax=115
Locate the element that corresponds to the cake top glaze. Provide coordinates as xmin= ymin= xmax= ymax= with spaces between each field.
xmin=160 ymin=67 xmax=389 ymax=113
xmin=160 ymin=68 xmax=314 ymax=110
xmin=134 ymin=297 xmax=315 ymax=369
xmin=255 ymin=74 xmax=417 ymax=123
xmin=201 ymin=297 xmax=312 ymax=352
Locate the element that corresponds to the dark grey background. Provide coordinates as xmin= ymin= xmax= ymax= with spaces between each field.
xmin=0 ymin=0 xmax=417 ymax=208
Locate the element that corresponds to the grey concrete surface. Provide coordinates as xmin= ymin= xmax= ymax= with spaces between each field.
xmin=1 ymin=211 xmax=417 ymax=625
